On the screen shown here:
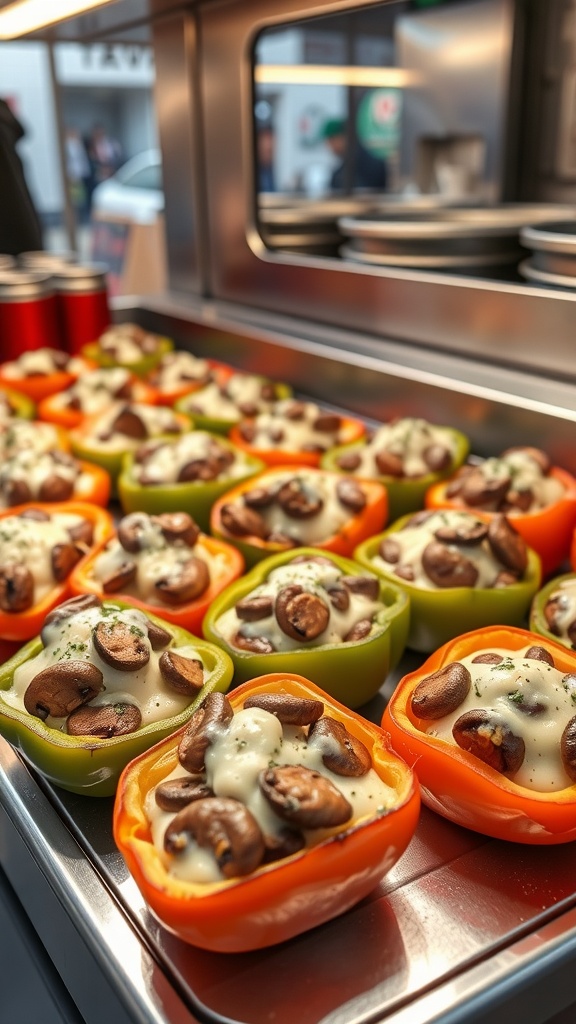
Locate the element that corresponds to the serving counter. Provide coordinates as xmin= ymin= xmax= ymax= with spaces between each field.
xmin=1 ymin=295 xmax=576 ymax=1024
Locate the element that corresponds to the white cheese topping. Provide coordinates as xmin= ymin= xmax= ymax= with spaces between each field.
xmin=86 ymin=401 xmax=183 ymax=452
xmin=145 ymin=705 xmax=397 ymax=883
xmin=467 ymin=451 xmax=564 ymax=512
xmin=50 ymin=368 xmax=133 ymax=416
xmin=132 ymin=431 xmax=249 ymax=485
xmin=91 ymin=518 xmax=228 ymax=606
xmin=228 ymin=469 xmax=361 ymax=544
xmin=0 ymin=450 xmax=82 ymax=507
xmin=0 ymin=512 xmax=86 ymax=600
xmin=544 ymin=578 xmax=576 ymax=642
xmin=0 ymin=420 xmax=63 ymax=458
xmin=0 ymin=348 xmax=85 ymax=379
xmin=215 ymin=557 xmax=383 ymax=651
xmin=98 ymin=325 xmax=162 ymax=363
xmin=4 ymin=604 xmax=205 ymax=727
xmin=426 ymin=645 xmax=576 ymax=791
xmin=241 ymin=399 xmax=344 ymax=452
xmin=182 ymin=372 xmax=276 ymax=423
xmin=371 ymin=509 xmax=520 ymax=590
xmin=350 ymin=417 xmax=456 ymax=478
xmin=151 ymin=352 xmax=211 ymax=391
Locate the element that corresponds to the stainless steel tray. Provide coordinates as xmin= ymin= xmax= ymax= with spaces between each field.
xmin=1 ymin=301 xmax=576 ymax=1024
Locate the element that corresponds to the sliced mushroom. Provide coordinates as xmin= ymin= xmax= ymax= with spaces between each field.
xmin=275 ymin=585 xmax=329 ymax=642
xmin=276 ymin=479 xmax=323 ymax=519
xmin=262 ymin=828 xmax=305 ymax=863
xmin=178 ymin=458 xmax=219 ymax=482
xmin=422 ymin=541 xmax=479 ymax=589
xmin=67 ymin=518 xmax=94 ymax=547
xmin=178 ymin=692 xmax=234 ymax=773
xmin=374 ymin=450 xmax=404 ymax=477
xmin=0 ymin=562 xmax=34 ymax=612
xmin=220 ymin=503 xmax=268 ymax=539
xmin=259 ymin=764 xmax=352 ymax=828
xmin=524 ymin=645 xmax=555 ymax=666
xmin=325 ymin=583 xmax=349 ymax=612
xmin=434 ymin=520 xmax=487 ymax=545
xmin=41 ymin=593 xmax=101 ymax=642
xmin=155 ymin=776 xmax=213 ymax=811
xmin=379 ymin=537 xmax=401 ymax=563
xmin=343 ymin=619 xmax=372 ymax=642
xmin=51 ymin=542 xmax=82 ymax=582
xmin=4 ymin=479 xmax=32 ymax=506
xmin=164 ymin=797 xmax=265 ymax=878
xmin=560 ymin=716 xmax=576 ymax=783
xmin=117 ymin=513 xmax=150 ymax=553
xmin=460 ymin=467 xmax=510 ymax=508
xmin=235 ymin=595 xmax=274 ymax=621
xmin=411 ymin=662 xmax=471 ymax=719
xmin=334 ymin=477 xmax=366 ymax=513
xmin=38 ymin=474 xmax=74 ymax=502
xmin=242 ymin=486 xmax=276 ymax=508
xmin=243 ymin=692 xmax=324 ymax=725
xmin=101 ymin=560 xmax=137 ymax=593
xmin=24 ymin=661 xmax=104 ymax=720
xmin=154 ymin=556 xmax=210 ymax=605
xmin=313 ymin=413 xmax=341 ymax=433
xmin=93 ymin=619 xmax=150 ymax=672
xmin=111 ymin=406 xmax=147 ymax=439
xmin=159 ymin=651 xmax=204 ymax=695
xmin=152 ymin=512 xmax=200 ymax=547
xmin=487 ymin=515 xmax=528 ymax=574
xmin=452 ymin=709 xmax=525 ymax=774
xmin=233 ymin=632 xmax=275 ymax=654
xmin=19 ymin=509 xmax=50 ymax=522
xmin=423 ymin=444 xmax=452 ymax=472
xmin=336 ymin=451 xmax=361 ymax=472
xmin=543 ymin=596 xmax=563 ymax=635
xmin=471 ymin=652 xmax=503 ymax=664
xmin=145 ymin=618 xmax=172 ymax=650
xmin=341 ymin=575 xmax=379 ymax=600
xmin=66 ymin=701 xmax=141 ymax=737
xmin=308 ymin=716 xmax=372 ymax=776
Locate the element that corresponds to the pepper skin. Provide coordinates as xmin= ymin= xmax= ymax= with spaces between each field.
xmin=69 ymin=528 xmax=245 ymax=636
xmin=0 ymin=602 xmax=234 ymax=796
xmin=113 ymin=672 xmax=420 ymax=952
xmin=0 ymin=387 xmax=35 ymax=421
xmin=426 ymin=465 xmax=576 ymax=578
xmin=0 ymin=500 xmax=114 ymax=641
xmin=210 ymin=464 xmax=388 ymax=569
xmin=354 ymin=514 xmax=542 ymax=653
xmin=117 ymin=434 xmax=266 ymax=533
xmin=382 ymin=625 xmax=576 ymax=844
xmin=202 ymin=546 xmax=409 ymax=707
xmin=321 ymin=426 xmax=470 ymax=522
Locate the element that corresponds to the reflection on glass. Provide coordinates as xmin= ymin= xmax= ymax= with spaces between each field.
xmin=252 ymin=0 xmax=515 ymax=257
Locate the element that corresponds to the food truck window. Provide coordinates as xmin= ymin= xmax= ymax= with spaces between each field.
xmin=252 ymin=0 xmax=515 ymax=259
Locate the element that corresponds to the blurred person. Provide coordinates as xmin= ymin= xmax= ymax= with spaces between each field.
xmin=0 ymin=97 xmax=43 ymax=255
xmin=257 ymin=123 xmax=276 ymax=192
xmin=65 ymin=127 xmax=92 ymax=221
xmin=87 ymin=123 xmax=122 ymax=186
xmin=323 ymin=117 xmax=387 ymax=192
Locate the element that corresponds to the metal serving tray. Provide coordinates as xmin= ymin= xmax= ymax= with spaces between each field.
xmin=1 ymin=300 xmax=576 ymax=1024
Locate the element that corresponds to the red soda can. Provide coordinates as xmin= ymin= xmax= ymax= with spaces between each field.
xmin=0 ymin=269 xmax=61 ymax=358
xmin=51 ymin=263 xmax=111 ymax=355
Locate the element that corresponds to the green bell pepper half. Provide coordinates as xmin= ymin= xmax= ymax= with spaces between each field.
xmin=82 ymin=335 xmax=174 ymax=378
xmin=1 ymin=387 xmax=35 ymax=420
xmin=529 ymin=572 xmax=576 ymax=649
xmin=117 ymin=431 xmax=266 ymax=532
xmin=321 ymin=427 xmax=470 ymax=523
xmin=0 ymin=600 xmax=234 ymax=797
xmin=174 ymin=380 xmax=292 ymax=435
xmin=354 ymin=515 xmax=542 ymax=653
xmin=202 ymin=545 xmax=410 ymax=709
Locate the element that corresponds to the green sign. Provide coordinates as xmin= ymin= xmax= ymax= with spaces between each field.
xmin=356 ymin=88 xmax=402 ymax=157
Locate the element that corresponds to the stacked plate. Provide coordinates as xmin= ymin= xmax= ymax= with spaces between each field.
xmin=519 ymin=220 xmax=576 ymax=289
xmin=338 ymin=204 xmax=576 ymax=277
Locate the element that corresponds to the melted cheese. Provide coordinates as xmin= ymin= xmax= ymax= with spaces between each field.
xmin=182 ymin=373 xmax=275 ymax=423
xmin=544 ymin=578 xmax=576 ymax=641
xmin=426 ymin=645 xmax=576 ymax=791
xmin=87 ymin=402 xmax=183 ymax=452
xmin=0 ymin=348 xmax=84 ymax=378
xmin=215 ymin=557 xmax=383 ymax=651
xmin=51 ymin=368 xmax=133 ymax=416
xmin=4 ymin=604 xmax=206 ymax=727
xmin=352 ymin=417 xmax=456 ymax=478
xmin=145 ymin=705 xmax=397 ymax=883
xmin=0 ymin=512 xmax=86 ymax=600
xmin=0 ymin=450 xmax=80 ymax=507
xmin=469 ymin=451 xmax=564 ymax=512
xmin=0 ymin=420 xmax=62 ymax=458
xmin=371 ymin=509 xmax=521 ymax=590
xmin=132 ymin=431 xmax=249 ymax=485
xmin=152 ymin=352 xmax=211 ymax=391
xmin=243 ymin=399 xmax=343 ymax=452
xmin=98 ymin=326 xmax=161 ymax=363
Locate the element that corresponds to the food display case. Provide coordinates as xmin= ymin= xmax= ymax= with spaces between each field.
xmin=2 ymin=1 xmax=576 ymax=1023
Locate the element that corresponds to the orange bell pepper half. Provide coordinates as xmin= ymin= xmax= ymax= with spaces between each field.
xmin=113 ymin=672 xmax=420 ymax=952
xmin=382 ymin=625 xmax=576 ymax=844
xmin=426 ymin=466 xmax=576 ymax=578
xmin=0 ymin=500 xmax=114 ymax=641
